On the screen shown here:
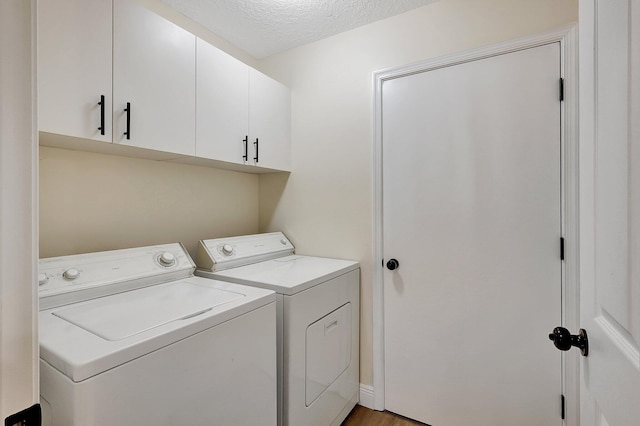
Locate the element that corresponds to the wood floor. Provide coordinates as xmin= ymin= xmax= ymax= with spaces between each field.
xmin=341 ymin=405 xmax=426 ymax=426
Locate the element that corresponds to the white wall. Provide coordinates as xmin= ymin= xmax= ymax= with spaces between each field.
xmin=257 ymin=0 xmax=578 ymax=387
xmin=0 ymin=0 xmax=39 ymax=420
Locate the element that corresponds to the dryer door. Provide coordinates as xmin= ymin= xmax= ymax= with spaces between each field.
xmin=305 ymin=302 xmax=352 ymax=406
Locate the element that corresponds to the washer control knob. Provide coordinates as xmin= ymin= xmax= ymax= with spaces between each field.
xmin=222 ymin=244 xmax=234 ymax=255
xmin=63 ymin=268 xmax=80 ymax=280
xmin=158 ymin=252 xmax=176 ymax=267
xmin=38 ymin=273 xmax=49 ymax=286
xmin=280 ymin=238 xmax=287 ymax=245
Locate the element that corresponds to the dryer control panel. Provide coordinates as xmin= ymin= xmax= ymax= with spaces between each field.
xmin=39 ymin=243 xmax=195 ymax=310
xmin=196 ymin=232 xmax=294 ymax=272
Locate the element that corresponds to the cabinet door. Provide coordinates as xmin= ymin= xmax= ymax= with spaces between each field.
xmin=196 ymin=39 xmax=249 ymax=164
xmin=249 ymin=70 xmax=291 ymax=171
xmin=39 ymin=0 xmax=112 ymax=142
xmin=113 ymin=0 xmax=195 ymax=155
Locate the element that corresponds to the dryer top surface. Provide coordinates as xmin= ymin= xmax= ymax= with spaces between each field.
xmin=198 ymin=255 xmax=359 ymax=295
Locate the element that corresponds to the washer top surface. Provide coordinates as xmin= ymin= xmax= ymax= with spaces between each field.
xmin=40 ymin=276 xmax=275 ymax=383
xmin=199 ymin=255 xmax=359 ymax=295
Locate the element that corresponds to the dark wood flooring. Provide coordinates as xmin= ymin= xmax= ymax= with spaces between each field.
xmin=341 ymin=405 xmax=426 ymax=426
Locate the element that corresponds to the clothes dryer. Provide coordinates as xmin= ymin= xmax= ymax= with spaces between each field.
xmin=195 ymin=232 xmax=360 ymax=426
xmin=38 ymin=243 xmax=276 ymax=426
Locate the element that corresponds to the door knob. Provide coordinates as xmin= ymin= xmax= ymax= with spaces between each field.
xmin=386 ymin=259 xmax=399 ymax=271
xmin=548 ymin=327 xmax=588 ymax=356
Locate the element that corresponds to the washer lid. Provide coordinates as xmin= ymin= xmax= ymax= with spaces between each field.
xmin=201 ymin=255 xmax=359 ymax=295
xmin=53 ymin=280 xmax=244 ymax=341
xmin=39 ymin=277 xmax=275 ymax=382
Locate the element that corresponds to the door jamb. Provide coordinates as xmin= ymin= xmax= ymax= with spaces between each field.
xmin=371 ymin=24 xmax=579 ymax=424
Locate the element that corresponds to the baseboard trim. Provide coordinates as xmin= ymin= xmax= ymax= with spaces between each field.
xmin=359 ymin=384 xmax=375 ymax=409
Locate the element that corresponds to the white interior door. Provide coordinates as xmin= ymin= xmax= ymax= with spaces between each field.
xmin=382 ymin=43 xmax=562 ymax=425
xmin=579 ymin=1 xmax=640 ymax=425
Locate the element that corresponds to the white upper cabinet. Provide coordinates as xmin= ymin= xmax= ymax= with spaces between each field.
xmin=249 ymin=69 xmax=291 ymax=171
xmin=197 ymin=39 xmax=291 ymax=171
xmin=113 ymin=0 xmax=196 ymax=156
xmin=39 ymin=0 xmax=113 ymax=143
xmin=196 ymin=39 xmax=249 ymax=164
xmin=39 ymin=0 xmax=290 ymax=171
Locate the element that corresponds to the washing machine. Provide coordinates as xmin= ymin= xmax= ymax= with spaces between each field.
xmin=195 ymin=232 xmax=360 ymax=426
xmin=38 ymin=243 xmax=277 ymax=426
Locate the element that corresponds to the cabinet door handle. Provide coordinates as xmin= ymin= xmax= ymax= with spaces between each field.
xmin=98 ymin=95 xmax=105 ymax=135
xmin=242 ymin=135 xmax=248 ymax=161
xmin=124 ymin=102 xmax=131 ymax=140
xmin=253 ymin=138 xmax=259 ymax=163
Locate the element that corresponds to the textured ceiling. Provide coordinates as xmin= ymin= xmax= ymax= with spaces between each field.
xmin=161 ymin=0 xmax=438 ymax=59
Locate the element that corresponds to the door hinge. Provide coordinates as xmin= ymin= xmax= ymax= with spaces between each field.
xmin=559 ymin=78 xmax=565 ymax=102
xmin=560 ymin=237 xmax=565 ymax=261
xmin=561 ymin=394 xmax=566 ymax=420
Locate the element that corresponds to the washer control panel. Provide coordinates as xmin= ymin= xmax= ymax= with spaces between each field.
xmin=39 ymin=243 xmax=195 ymax=309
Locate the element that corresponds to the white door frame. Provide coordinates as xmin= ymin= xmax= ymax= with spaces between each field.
xmin=0 ymin=0 xmax=39 ymax=421
xmin=371 ymin=24 xmax=578 ymax=423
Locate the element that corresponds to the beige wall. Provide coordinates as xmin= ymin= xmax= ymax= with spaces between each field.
xmin=257 ymin=0 xmax=578 ymax=387
xmin=40 ymin=147 xmax=259 ymax=259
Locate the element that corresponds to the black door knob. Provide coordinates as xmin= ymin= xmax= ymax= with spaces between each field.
xmin=386 ymin=259 xmax=399 ymax=271
xmin=548 ymin=326 xmax=589 ymax=356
